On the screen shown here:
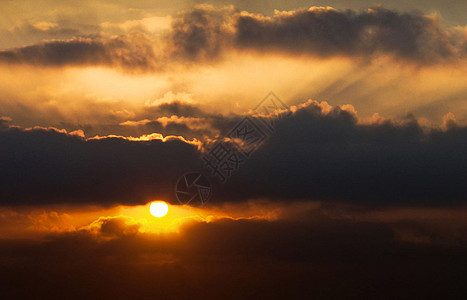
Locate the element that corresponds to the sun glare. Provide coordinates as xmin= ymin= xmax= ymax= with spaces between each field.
xmin=149 ymin=201 xmax=169 ymax=218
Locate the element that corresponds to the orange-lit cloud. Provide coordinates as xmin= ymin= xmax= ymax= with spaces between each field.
xmin=1 ymin=199 xmax=467 ymax=298
xmin=3 ymin=199 xmax=467 ymax=244
xmin=3 ymin=5 xmax=465 ymax=69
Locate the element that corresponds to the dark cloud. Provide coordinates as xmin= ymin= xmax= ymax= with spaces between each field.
xmin=235 ymin=7 xmax=459 ymax=62
xmin=0 ymin=117 xmax=11 ymax=130
xmin=169 ymin=5 xmax=235 ymax=60
xmin=1 ymin=6 xmax=464 ymax=69
xmin=1 ymin=207 xmax=466 ymax=298
xmin=97 ymin=216 xmax=142 ymax=237
xmin=145 ymin=101 xmax=207 ymax=117
xmin=116 ymin=101 xmax=245 ymax=140
xmin=220 ymin=102 xmax=467 ymax=205
xmin=0 ymin=127 xmax=202 ymax=206
xmin=0 ymin=34 xmax=158 ymax=71
xmin=170 ymin=5 xmax=466 ymax=63
xmin=0 ymin=21 xmax=83 ymax=49
xmin=48 ymin=100 xmax=235 ymax=141
xmin=1 ymin=100 xmax=466 ymax=206
xmin=146 ymin=101 xmax=254 ymax=136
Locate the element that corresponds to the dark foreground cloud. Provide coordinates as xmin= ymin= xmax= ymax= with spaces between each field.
xmin=1 ymin=205 xmax=467 ymax=299
xmin=0 ymin=34 xmax=157 ymax=71
xmin=220 ymin=102 xmax=467 ymax=205
xmin=0 ymin=127 xmax=202 ymax=205
xmin=0 ymin=100 xmax=466 ymax=206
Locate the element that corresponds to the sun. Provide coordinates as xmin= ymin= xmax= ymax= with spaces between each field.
xmin=149 ymin=201 xmax=169 ymax=218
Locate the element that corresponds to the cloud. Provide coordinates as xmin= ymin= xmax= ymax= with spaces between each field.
xmin=0 ymin=34 xmax=158 ymax=71
xmin=1 ymin=201 xmax=467 ymax=298
xmin=0 ymin=126 xmax=202 ymax=205
xmin=100 ymin=16 xmax=172 ymax=35
xmin=144 ymin=100 xmax=206 ymax=118
xmin=235 ymin=7 xmax=463 ymax=62
xmin=215 ymin=100 xmax=467 ymax=205
xmin=144 ymin=91 xmax=196 ymax=107
xmin=0 ymin=20 xmax=85 ymax=49
xmin=2 ymin=6 xmax=464 ymax=70
xmin=1 ymin=99 xmax=466 ymax=207
xmin=1 ymin=2 xmax=466 ymax=298
xmin=85 ymin=216 xmax=142 ymax=237
xmin=0 ymin=116 xmax=11 ymax=129
xmin=136 ymin=100 xmax=245 ymax=139
xmin=168 ymin=5 xmax=236 ymax=61
xmin=169 ymin=5 xmax=466 ymax=63
xmin=441 ymin=112 xmax=458 ymax=130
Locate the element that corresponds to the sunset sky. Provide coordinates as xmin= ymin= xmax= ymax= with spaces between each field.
xmin=1 ymin=0 xmax=467 ymax=298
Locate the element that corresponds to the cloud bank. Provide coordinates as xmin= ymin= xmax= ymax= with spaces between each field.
xmin=1 ymin=6 xmax=466 ymax=70
xmin=1 ymin=201 xmax=467 ymax=298
xmin=1 ymin=99 xmax=465 ymax=207
xmin=167 ymin=5 xmax=467 ymax=63
xmin=0 ymin=126 xmax=202 ymax=205
xmin=0 ymin=34 xmax=158 ymax=71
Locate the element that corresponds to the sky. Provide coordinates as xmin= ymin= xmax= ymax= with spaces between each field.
xmin=1 ymin=0 xmax=467 ymax=298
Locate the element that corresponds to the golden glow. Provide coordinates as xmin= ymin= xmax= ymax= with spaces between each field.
xmin=149 ymin=201 xmax=169 ymax=218
xmin=0 ymin=200 xmax=283 ymax=238
xmin=1 ymin=56 xmax=466 ymax=131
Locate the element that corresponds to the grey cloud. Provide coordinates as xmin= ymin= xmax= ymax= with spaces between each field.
xmin=236 ymin=7 xmax=457 ymax=61
xmin=1 ymin=6 xmax=465 ymax=69
xmin=219 ymin=102 xmax=467 ymax=205
xmin=169 ymin=5 xmax=235 ymax=60
xmin=0 ymin=117 xmax=11 ymax=130
xmin=145 ymin=101 xmax=207 ymax=117
xmin=170 ymin=5 xmax=466 ymax=63
xmin=0 ymin=126 xmax=202 ymax=206
xmin=0 ymin=34 xmax=158 ymax=71
xmin=1 ymin=100 xmax=466 ymax=206
xmin=0 ymin=22 xmax=82 ymax=49
xmin=49 ymin=100 xmax=230 ymax=140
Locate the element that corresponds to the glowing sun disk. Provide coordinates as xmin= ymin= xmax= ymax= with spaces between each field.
xmin=149 ymin=201 xmax=169 ymax=218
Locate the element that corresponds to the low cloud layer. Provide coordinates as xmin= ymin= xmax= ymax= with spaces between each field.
xmin=1 ymin=201 xmax=467 ymax=298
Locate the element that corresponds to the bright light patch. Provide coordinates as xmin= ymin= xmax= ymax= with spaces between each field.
xmin=149 ymin=201 xmax=169 ymax=218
